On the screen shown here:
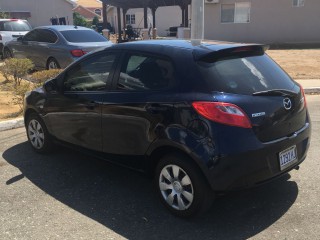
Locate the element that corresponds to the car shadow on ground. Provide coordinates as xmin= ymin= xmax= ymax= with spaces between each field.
xmin=3 ymin=142 xmax=299 ymax=240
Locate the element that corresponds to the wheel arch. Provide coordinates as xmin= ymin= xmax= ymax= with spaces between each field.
xmin=24 ymin=108 xmax=39 ymax=126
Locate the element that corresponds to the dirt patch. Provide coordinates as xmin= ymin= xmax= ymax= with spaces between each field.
xmin=267 ymin=49 xmax=320 ymax=79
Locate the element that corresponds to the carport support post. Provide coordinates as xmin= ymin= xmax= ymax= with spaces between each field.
xmin=122 ymin=8 xmax=127 ymax=39
xmin=102 ymin=1 xmax=108 ymax=29
xmin=152 ymin=7 xmax=156 ymax=28
xmin=144 ymin=6 xmax=148 ymax=29
xmin=117 ymin=7 xmax=122 ymax=42
xmin=191 ymin=0 xmax=204 ymax=39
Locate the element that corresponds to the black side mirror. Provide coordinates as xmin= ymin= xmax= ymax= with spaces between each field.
xmin=17 ymin=36 xmax=23 ymax=41
xmin=44 ymin=79 xmax=58 ymax=93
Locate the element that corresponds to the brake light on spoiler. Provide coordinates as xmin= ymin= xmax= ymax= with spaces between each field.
xmin=192 ymin=102 xmax=252 ymax=128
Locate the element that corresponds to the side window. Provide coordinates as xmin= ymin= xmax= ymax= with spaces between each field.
xmin=118 ymin=54 xmax=175 ymax=91
xmin=38 ymin=29 xmax=58 ymax=43
xmin=63 ymin=53 xmax=117 ymax=92
xmin=24 ymin=30 xmax=40 ymax=42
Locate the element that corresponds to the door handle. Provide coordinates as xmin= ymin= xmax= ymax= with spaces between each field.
xmin=146 ymin=104 xmax=168 ymax=113
xmin=85 ymin=102 xmax=97 ymax=110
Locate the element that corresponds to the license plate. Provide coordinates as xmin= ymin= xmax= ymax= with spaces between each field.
xmin=279 ymin=146 xmax=298 ymax=171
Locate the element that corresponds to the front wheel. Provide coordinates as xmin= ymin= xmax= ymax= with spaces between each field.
xmin=155 ymin=154 xmax=214 ymax=217
xmin=26 ymin=113 xmax=54 ymax=153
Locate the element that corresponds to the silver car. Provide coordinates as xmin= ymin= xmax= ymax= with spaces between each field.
xmin=3 ymin=25 xmax=113 ymax=69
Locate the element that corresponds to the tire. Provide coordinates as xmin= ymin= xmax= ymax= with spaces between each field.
xmin=26 ymin=113 xmax=54 ymax=153
xmin=47 ymin=58 xmax=60 ymax=70
xmin=155 ymin=153 xmax=214 ymax=217
xmin=3 ymin=48 xmax=12 ymax=59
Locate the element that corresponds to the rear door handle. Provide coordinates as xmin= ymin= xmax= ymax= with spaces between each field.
xmin=146 ymin=104 xmax=167 ymax=113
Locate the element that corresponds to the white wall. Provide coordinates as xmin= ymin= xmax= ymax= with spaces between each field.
xmin=156 ymin=6 xmax=182 ymax=37
xmin=0 ymin=0 xmax=74 ymax=27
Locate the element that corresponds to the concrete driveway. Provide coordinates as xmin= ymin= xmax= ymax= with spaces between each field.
xmin=0 ymin=95 xmax=319 ymax=240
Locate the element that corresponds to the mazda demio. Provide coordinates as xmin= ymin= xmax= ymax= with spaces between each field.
xmin=24 ymin=40 xmax=311 ymax=217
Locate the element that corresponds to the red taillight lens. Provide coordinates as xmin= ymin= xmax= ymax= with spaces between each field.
xmin=192 ymin=102 xmax=252 ymax=128
xmin=70 ymin=49 xmax=87 ymax=57
xmin=298 ymin=84 xmax=307 ymax=108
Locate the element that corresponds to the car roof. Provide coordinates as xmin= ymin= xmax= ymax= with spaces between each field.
xmin=34 ymin=25 xmax=93 ymax=32
xmin=107 ymin=40 xmax=265 ymax=59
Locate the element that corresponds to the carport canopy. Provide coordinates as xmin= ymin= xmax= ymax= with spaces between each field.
xmin=101 ymin=0 xmax=191 ymax=40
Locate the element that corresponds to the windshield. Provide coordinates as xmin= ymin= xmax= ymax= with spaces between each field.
xmin=60 ymin=30 xmax=108 ymax=43
xmin=198 ymin=54 xmax=296 ymax=95
xmin=0 ymin=20 xmax=31 ymax=31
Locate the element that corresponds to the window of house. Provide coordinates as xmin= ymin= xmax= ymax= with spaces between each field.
xmin=94 ymin=9 xmax=102 ymax=16
xmin=221 ymin=2 xmax=251 ymax=23
xmin=64 ymin=53 xmax=117 ymax=92
xmin=293 ymin=0 xmax=305 ymax=7
xmin=117 ymin=54 xmax=175 ymax=91
xmin=126 ymin=14 xmax=136 ymax=25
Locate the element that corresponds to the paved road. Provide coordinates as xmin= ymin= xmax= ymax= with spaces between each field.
xmin=0 ymin=96 xmax=319 ymax=240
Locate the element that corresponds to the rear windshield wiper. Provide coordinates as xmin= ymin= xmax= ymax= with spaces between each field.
xmin=252 ymin=89 xmax=297 ymax=97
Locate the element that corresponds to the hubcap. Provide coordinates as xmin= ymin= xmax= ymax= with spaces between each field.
xmin=28 ymin=119 xmax=45 ymax=149
xmin=159 ymin=164 xmax=194 ymax=210
xmin=48 ymin=61 xmax=58 ymax=69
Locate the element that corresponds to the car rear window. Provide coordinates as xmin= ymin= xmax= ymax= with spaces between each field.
xmin=0 ymin=20 xmax=31 ymax=31
xmin=197 ymin=54 xmax=296 ymax=95
xmin=60 ymin=30 xmax=108 ymax=43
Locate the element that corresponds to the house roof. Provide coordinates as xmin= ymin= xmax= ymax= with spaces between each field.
xmin=73 ymin=5 xmax=101 ymax=19
xmin=75 ymin=0 xmax=103 ymax=8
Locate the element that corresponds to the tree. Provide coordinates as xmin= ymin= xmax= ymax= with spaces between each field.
xmin=73 ymin=12 xmax=89 ymax=27
xmin=92 ymin=16 xmax=99 ymax=27
xmin=0 ymin=11 xmax=9 ymax=18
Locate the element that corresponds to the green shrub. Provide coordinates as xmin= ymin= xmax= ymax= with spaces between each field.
xmin=0 ymin=58 xmax=34 ymax=86
xmin=31 ymin=69 xmax=63 ymax=88
xmin=10 ymin=81 xmax=33 ymax=112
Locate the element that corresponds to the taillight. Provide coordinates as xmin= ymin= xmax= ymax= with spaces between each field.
xmin=70 ymin=49 xmax=87 ymax=57
xmin=298 ymin=84 xmax=307 ymax=108
xmin=192 ymin=102 xmax=252 ymax=128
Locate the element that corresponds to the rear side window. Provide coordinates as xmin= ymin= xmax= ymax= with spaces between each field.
xmin=198 ymin=54 xmax=295 ymax=95
xmin=60 ymin=30 xmax=108 ymax=43
xmin=118 ymin=54 xmax=176 ymax=91
xmin=0 ymin=20 xmax=31 ymax=31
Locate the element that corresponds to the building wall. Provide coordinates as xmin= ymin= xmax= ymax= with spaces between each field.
xmin=204 ymin=0 xmax=320 ymax=44
xmin=0 ymin=0 xmax=74 ymax=27
xmin=156 ymin=6 xmax=182 ymax=37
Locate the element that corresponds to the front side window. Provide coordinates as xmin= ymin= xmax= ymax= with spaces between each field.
xmin=221 ymin=2 xmax=251 ymax=23
xmin=293 ymin=0 xmax=305 ymax=7
xmin=23 ymin=30 xmax=40 ymax=41
xmin=64 ymin=53 xmax=116 ymax=92
xmin=117 ymin=54 xmax=175 ymax=91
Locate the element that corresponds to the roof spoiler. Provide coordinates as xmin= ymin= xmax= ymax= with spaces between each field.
xmin=194 ymin=44 xmax=269 ymax=63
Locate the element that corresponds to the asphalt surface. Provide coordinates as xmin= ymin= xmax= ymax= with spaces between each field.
xmin=0 ymin=95 xmax=319 ymax=240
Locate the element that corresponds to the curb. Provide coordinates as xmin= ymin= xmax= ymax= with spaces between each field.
xmin=0 ymin=87 xmax=319 ymax=132
xmin=0 ymin=118 xmax=24 ymax=132
xmin=304 ymin=87 xmax=320 ymax=95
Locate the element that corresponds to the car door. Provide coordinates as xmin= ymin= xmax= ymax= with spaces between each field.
xmin=43 ymin=52 xmax=119 ymax=151
xmin=11 ymin=29 xmax=40 ymax=61
xmin=101 ymin=51 xmax=177 ymax=167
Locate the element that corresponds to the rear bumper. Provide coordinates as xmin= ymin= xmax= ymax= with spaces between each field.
xmin=197 ymin=122 xmax=311 ymax=191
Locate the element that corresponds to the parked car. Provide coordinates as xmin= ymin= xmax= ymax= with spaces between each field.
xmin=23 ymin=40 xmax=311 ymax=217
xmin=3 ymin=25 xmax=113 ymax=69
xmin=0 ymin=19 xmax=32 ymax=57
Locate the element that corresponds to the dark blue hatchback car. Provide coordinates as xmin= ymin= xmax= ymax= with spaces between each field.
xmin=23 ymin=40 xmax=311 ymax=217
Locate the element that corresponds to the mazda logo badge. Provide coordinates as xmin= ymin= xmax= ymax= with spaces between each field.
xmin=283 ymin=98 xmax=292 ymax=110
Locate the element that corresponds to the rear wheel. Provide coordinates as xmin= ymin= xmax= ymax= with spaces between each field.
xmin=26 ymin=113 xmax=54 ymax=153
xmin=47 ymin=58 xmax=60 ymax=70
xmin=155 ymin=153 xmax=214 ymax=217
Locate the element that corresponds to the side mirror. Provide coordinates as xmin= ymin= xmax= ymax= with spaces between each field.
xmin=17 ymin=36 xmax=23 ymax=41
xmin=44 ymin=79 xmax=58 ymax=93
